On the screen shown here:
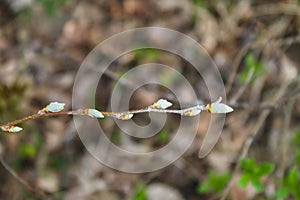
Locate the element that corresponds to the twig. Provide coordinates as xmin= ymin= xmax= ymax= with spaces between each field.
xmin=225 ymin=43 xmax=252 ymax=94
xmin=252 ymin=3 xmax=300 ymax=17
xmin=229 ymin=67 xmax=255 ymax=104
xmin=221 ymin=81 xmax=290 ymax=200
xmin=0 ymin=98 xmax=234 ymax=133
xmin=0 ymin=157 xmax=47 ymax=199
xmin=277 ymin=98 xmax=295 ymax=179
xmin=251 ymin=35 xmax=300 ymax=50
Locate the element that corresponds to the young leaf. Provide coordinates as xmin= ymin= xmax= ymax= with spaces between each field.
xmin=151 ymin=99 xmax=172 ymax=109
xmin=256 ymin=163 xmax=274 ymax=177
xmin=251 ymin=179 xmax=264 ymax=192
xmin=240 ymin=158 xmax=255 ymax=172
xmin=44 ymin=102 xmax=65 ymax=113
xmin=238 ymin=174 xmax=251 ymax=188
xmin=275 ymin=187 xmax=289 ymax=199
xmin=197 ymin=171 xmax=230 ymax=194
xmin=87 ymin=109 xmax=104 ymax=118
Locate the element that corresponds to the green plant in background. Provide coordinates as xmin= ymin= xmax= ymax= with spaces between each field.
xmin=129 ymin=182 xmax=147 ymax=200
xmin=0 ymin=81 xmax=27 ymax=121
xmin=156 ymin=130 xmax=170 ymax=144
xmin=17 ymin=0 xmax=70 ymax=21
xmin=133 ymin=48 xmax=159 ymax=63
xmin=292 ymin=131 xmax=300 ymax=166
xmin=35 ymin=0 xmax=70 ymax=16
xmin=275 ymin=130 xmax=300 ymax=199
xmin=238 ymin=157 xmax=274 ymax=192
xmin=276 ymin=166 xmax=300 ymax=200
xmin=197 ymin=170 xmax=230 ymax=194
xmin=239 ymin=53 xmax=267 ymax=84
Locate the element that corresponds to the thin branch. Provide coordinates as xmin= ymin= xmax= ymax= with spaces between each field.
xmin=0 ymin=157 xmax=47 ymax=199
xmin=0 ymin=98 xmax=235 ymax=133
xmin=229 ymin=67 xmax=255 ymax=104
xmin=220 ymin=81 xmax=290 ymax=200
xmin=225 ymin=43 xmax=252 ymax=94
xmin=277 ymin=98 xmax=295 ymax=179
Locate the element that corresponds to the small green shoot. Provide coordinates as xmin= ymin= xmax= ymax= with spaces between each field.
xmin=129 ymin=182 xmax=147 ymax=200
xmin=239 ymin=53 xmax=267 ymax=84
xmin=133 ymin=48 xmax=159 ymax=62
xmin=156 ymin=130 xmax=169 ymax=144
xmin=35 ymin=0 xmax=70 ymax=16
xmin=19 ymin=143 xmax=37 ymax=159
xmin=275 ymin=167 xmax=300 ymax=200
xmin=275 ymin=130 xmax=300 ymax=199
xmin=238 ymin=158 xmax=274 ymax=192
xmin=197 ymin=170 xmax=230 ymax=194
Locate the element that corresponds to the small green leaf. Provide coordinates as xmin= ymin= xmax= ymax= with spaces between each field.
xmin=275 ymin=187 xmax=289 ymax=199
xmin=157 ymin=130 xmax=169 ymax=143
xmin=295 ymin=150 xmax=300 ymax=166
xmin=19 ymin=144 xmax=36 ymax=159
xmin=239 ymin=53 xmax=267 ymax=84
xmin=240 ymin=158 xmax=255 ymax=172
xmin=197 ymin=171 xmax=230 ymax=194
xmin=286 ymin=167 xmax=298 ymax=186
xmin=129 ymin=183 xmax=147 ymax=200
xmin=256 ymin=163 xmax=274 ymax=177
xmin=251 ymin=179 xmax=264 ymax=192
xmin=44 ymin=102 xmax=65 ymax=112
xmin=238 ymin=174 xmax=251 ymax=188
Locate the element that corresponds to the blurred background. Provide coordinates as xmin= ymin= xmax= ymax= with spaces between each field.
xmin=0 ymin=0 xmax=299 ymax=199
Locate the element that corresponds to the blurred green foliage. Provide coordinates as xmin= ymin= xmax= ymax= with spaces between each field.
xmin=17 ymin=0 xmax=70 ymax=21
xmin=0 ymin=81 xmax=27 ymax=122
xmin=238 ymin=157 xmax=274 ymax=192
xmin=276 ymin=166 xmax=300 ymax=200
xmin=239 ymin=53 xmax=267 ymax=84
xmin=12 ymin=131 xmax=42 ymax=169
xmin=19 ymin=143 xmax=37 ymax=159
xmin=110 ymin=131 xmax=122 ymax=144
xmin=275 ymin=130 xmax=300 ymax=199
xmin=129 ymin=182 xmax=147 ymax=200
xmin=35 ymin=0 xmax=70 ymax=16
xmin=133 ymin=48 xmax=159 ymax=63
xmin=47 ymin=154 xmax=71 ymax=170
xmin=156 ymin=130 xmax=169 ymax=144
xmin=197 ymin=170 xmax=230 ymax=194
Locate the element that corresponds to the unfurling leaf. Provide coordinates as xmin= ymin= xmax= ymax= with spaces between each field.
xmin=151 ymin=99 xmax=172 ymax=109
xmin=87 ymin=109 xmax=104 ymax=118
xmin=206 ymin=97 xmax=233 ymax=113
xmin=44 ymin=102 xmax=65 ymax=113
xmin=1 ymin=126 xmax=23 ymax=133
xmin=183 ymin=108 xmax=201 ymax=116
xmin=116 ymin=113 xmax=134 ymax=120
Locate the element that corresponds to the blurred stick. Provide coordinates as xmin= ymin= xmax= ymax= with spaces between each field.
xmin=0 ymin=153 xmax=46 ymax=198
xmin=221 ymin=80 xmax=290 ymax=200
xmin=229 ymin=67 xmax=255 ymax=104
xmin=225 ymin=43 xmax=252 ymax=94
xmin=277 ymin=98 xmax=295 ymax=179
xmin=252 ymin=3 xmax=300 ymax=17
